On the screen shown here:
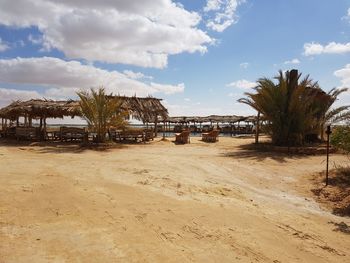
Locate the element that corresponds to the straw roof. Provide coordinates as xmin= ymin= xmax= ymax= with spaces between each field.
xmin=0 ymin=99 xmax=81 ymax=120
xmin=163 ymin=115 xmax=257 ymax=123
xmin=112 ymin=96 xmax=168 ymax=123
xmin=0 ymin=96 xmax=168 ymax=123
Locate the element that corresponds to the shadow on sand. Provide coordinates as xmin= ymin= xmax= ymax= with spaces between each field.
xmin=0 ymin=139 xmax=127 ymax=154
xmin=221 ymin=142 xmax=309 ymax=163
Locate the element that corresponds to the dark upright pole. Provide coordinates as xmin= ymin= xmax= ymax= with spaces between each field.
xmin=325 ymin=125 xmax=332 ymax=186
xmin=255 ymin=112 xmax=260 ymax=144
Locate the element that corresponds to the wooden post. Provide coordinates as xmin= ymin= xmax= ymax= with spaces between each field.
xmin=43 ymin=117 xmax=47 ymax=141
xmin=154 ymin=118 xmax=158 ymax=137
xmin=163 ymin=121 xmax=165 ymax=139
xmin=16 ymin=117 xmax=19 ymax=127
xmin=39 ymin=117 xmax=43 ymax=140
xmin=255 ymin=111 xmax=260 ymax=144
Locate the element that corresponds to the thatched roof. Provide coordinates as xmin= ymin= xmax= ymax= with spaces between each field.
xmin=111 ymin=96 xmax=168 ymax=123
xmin=0 ymin=96 xmax=168 ymax=123
xmin=163 ymin=115 xmax=257 ymax=123
xmin=0 ymin=99 xmax=81 ymax=120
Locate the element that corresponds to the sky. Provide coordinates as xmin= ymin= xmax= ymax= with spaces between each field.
xmin=0 ymin=0 xmax=350 ymax=118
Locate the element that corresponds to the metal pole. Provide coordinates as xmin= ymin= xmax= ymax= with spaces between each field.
xmin=325 ymin=125 xmax=332 ymax=186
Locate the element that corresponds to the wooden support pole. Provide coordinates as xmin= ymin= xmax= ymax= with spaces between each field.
xmin=154 ymin=118 xmax=158 ymax=137
xmin=255 ymin=111 xmax=260 ymax=144
xmin=43 ymin=117 xmax=47 ymax=140
xmin=39 ymin=117 xmax=43 ymax=140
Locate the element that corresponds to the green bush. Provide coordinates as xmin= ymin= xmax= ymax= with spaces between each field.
xmin=330 ymin=126 xmax=350 ymax=152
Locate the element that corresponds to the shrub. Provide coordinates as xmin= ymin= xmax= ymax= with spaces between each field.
xmin=330 ymin=126 xmax=350 ymax=153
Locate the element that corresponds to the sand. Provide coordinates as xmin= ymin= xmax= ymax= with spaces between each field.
xmin=0 ymin=137 xmax=349 ymax=262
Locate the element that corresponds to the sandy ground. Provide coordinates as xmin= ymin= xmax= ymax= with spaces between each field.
xmin=0 ymin=136 xmax=349 ymax=263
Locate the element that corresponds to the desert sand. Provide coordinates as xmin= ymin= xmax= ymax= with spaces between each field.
xmin=0 ymin=136 xmax=349 ymax=262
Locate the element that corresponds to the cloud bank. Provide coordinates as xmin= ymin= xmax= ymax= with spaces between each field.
xmin=0 ymin=0 xmax=213 ymax=68
xmin=0 ymin=57 xmax=184 ymax=105
xmin=304 ymin=42 xmax=350 ymax=56
xmin=334 ymin=64 xmax=350 ymax=88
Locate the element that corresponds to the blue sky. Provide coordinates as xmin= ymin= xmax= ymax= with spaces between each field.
xmin=0 ymin=0 xmax=350 ymax=117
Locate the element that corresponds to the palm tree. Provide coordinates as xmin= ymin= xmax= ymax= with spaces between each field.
xmin=77 ymin=87 xmax=127 ymax=143
xmin=238 ymin=70 xmax=326 ymax=146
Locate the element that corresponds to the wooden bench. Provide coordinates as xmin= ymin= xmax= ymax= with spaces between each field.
xmin=202 ymin=129 xmax=220 ymax=142
xmin=175 ymin=130 xmax=190 ymax=144
xmin=16 ymin=127 xmax=38 ymax=141
xmin=60 ymin=127 xmax=87 ymax=142
xmin=116 ymin=130 xmax=145 ymax=143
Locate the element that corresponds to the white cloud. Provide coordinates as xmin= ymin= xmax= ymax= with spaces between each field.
xmin=0 ymin=0 xmax=212 ymax=68
xmin=226 ymin=79 xmax=256 ymax=89
xmin=28 ymin=34 xmax=42 ymax=45
xmin=204 ymin=0 xmax=245 ymax=32
xmin=0 ymin=88 xmax=41 ymax=107
xmin=0 ymin=57 xmax=184 ymax=99
xmin=123 ymin=70 xmax=153 ymax=80
xmin=184 ymin=98 xmax=191 ymax=102
xmin=284 ymin=58 xmax=300 ymax=65
xmin=239 ymin=62 xmax=249 ymax=69
xmin=303 ymin=42 xmax=350 ymax=56
xmin=334 ymin=64 xmax=350 ymax=88
xmin=0 ymin=38 xmax=9 ymax=52
xmin=149 ymin=82 xmax=184 ymax=95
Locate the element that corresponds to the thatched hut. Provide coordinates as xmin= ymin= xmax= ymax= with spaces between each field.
xmin=160 ymin=115 xmax=258 ymax=134
xmin=0 ymin=96 xmax=168 ymax=138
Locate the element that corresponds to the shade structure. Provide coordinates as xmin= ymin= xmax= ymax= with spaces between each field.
xmin=162 ymin=115 xmax=257 ymax=124
xmin=0 ymin=99 xmax=81 ymax=120
xmin=0 ymin=96 xmax=168 ymax=123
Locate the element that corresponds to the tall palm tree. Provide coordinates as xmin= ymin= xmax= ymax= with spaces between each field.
xmin=238 ymin=70 xmax=325 ymax=146
xmin=77 ymin=87 xmax=127 ymax=143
